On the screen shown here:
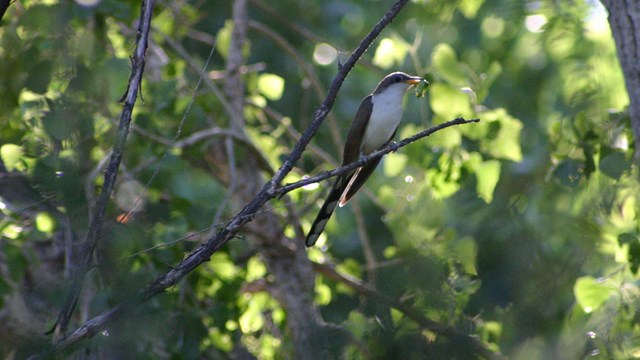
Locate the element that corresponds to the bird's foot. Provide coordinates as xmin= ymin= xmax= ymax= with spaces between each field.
xmin=389 ymin=141 xmax=400 ymax=152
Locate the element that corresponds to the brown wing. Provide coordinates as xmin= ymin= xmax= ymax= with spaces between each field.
xmin=342 ymin=95 xmax=373 ymax=165
xmin=339 ymin=126 xmax=398 ymax=206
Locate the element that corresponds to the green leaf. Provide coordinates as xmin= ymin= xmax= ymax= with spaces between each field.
xmin=215 ymin=20 xmax=233 ymax=59
xmin=573 ymin=276 xmax=614 ymax=313
xmin=372 ymin=36 xmax=409 ymax=69
xmin=464 ymin=108 xmax=523 ymax=161
xmin=0 ymin=144 xmax=25 ymax=171
xmin=458 ymin=0 xmax=485 ymax=19
xmin=246 ymin=256 xmax=267 ymax=282
xmin=345 ymin=311 xmax=371 ymax=339
xmin=431 ymin=44 xmax=466 ymax=85
xmin=208 ymin=253 xmax=239 ymax=281
xmin=429 ymin=83 xmax=473 ymax=120
xmin=35 ymin=212 xmax=56 ymax=235
xmin=239 ymin=297 xmax=264 ymax=333
xmin=257 ymin=73 xmax=285 ymax=101
xmin=552 ymin=159 xmax=584 ymax=187
xmin=476 ymin=160 xmax=501 ymax=203
xmin=315 ymin=282 xmax=332 ymax=305
xmin=476 ymin=61 xmax=502 ymax=102
xmin=599 ymin=150 xmax=630 ymax=180
xmin=449 ymin=236 xmax=478 ymax=275
xmin=619 ymin=233 xmax=640 ymax=274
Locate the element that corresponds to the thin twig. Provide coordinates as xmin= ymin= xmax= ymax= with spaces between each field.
xmin=52 ymin=0 xmax=157 ymax=337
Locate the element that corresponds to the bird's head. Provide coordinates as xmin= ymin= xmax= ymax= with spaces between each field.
xmin=373 ymin=72 xmax=424 ymax=96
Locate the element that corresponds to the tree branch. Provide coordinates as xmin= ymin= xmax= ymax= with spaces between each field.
xmin=0 ymin=0 xmax=11 ymax=23
xmin=601 ymin=0 xmax=640 ymax=161
xmin=52 ymin=0 xmax=156 ymax=337
xmin=277 ymin=117 xmax=479 ymax=196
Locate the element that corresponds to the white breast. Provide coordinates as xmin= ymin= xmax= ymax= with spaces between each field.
xmin=361 ymin=84 xmax=406 ymax=154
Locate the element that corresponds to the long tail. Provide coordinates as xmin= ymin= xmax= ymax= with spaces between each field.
xmin=305 ymin=173 xmax=352 ymax=247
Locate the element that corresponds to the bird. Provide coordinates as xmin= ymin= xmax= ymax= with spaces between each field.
xmin=305 ymin=72 xmax=424 ymax=247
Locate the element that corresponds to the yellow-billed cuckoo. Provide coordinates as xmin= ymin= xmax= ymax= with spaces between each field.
xmin=306 ymin=72 xmax=424 ymax=247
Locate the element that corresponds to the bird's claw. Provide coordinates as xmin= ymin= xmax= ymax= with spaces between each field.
xmin=389 ymin=141 xmax=400 ymax=152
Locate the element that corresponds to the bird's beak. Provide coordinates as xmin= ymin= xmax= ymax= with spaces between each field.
xmin=405 ymin=76 xmax=425 ymax=85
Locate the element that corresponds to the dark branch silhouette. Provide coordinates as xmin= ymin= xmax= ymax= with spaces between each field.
xmin=52 ymin=0 xmax=157 ymax=338
xmin=0 ymin=0 xmax=11 ymax=23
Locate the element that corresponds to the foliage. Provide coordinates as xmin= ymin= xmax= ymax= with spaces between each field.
xmin=1 ymin=0 xmax=639 ymax=358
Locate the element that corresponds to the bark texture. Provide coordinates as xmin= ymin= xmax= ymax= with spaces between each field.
xmin=601 ymin=0 xmax=640 ymax=159
xmin=214 ymin=0 xmax=344 ymax=357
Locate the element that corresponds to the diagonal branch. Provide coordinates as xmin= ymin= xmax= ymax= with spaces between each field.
xmin=52 ymin=0 xmax=157 ymax=336
xmin=277 ymin=117 xmax=479 ymax=195
xmin=0 ymin=0 xmax=11 ymax=23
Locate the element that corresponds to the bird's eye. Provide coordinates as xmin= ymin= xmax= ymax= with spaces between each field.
xmin=394 ymin=75 xmax=402 ymax=82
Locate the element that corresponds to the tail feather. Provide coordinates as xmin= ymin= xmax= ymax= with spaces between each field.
xmin=305 ymin=175 xmax=350 ymax=247
xmin=339 ymin=158 xmax=381 ymax=206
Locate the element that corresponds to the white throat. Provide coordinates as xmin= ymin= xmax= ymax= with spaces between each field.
xmin=361 ymin=84 xmax=408 ymax=154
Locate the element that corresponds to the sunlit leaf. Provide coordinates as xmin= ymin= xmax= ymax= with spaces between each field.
xmin=449 ymin=236 xmax=478 ymax=275
xmin=209 ymin=253 xmax=239 ymax=281
xmin=246 ymin=256 xmax=267 ymax=282
xmin=35 ymin=212 xmax=56 ymax=234
xmin=431 ymin=44 xmax=466 ymax=85
xmin=373 ymin=36 xmax=409 ymax=69
xmin=315 ymin=282 xmax=332 ymax=305
xmin=476 ymin=160 xmax=500 ymax=203
xmin=239 ymin=298 xmax=264 ymax=333
xmin=429 ymin=83 xmax=473 ymax=120
xmin=257 ymin=73 xmax=285 ymax=101
xmin=458 ymin=0 xmax=485 ymax=19
xmin=0 ymin=144 xmax=25 ymax=171
xmin=472 ymin=108 xmax=523 ymax=161
xmin=216 ymin=20 xmax=233 ymax=59
xmin=574 ymin=276 xmax=615 ymax=313
xmin=476 ymin=61 xmax=502 ymax=102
